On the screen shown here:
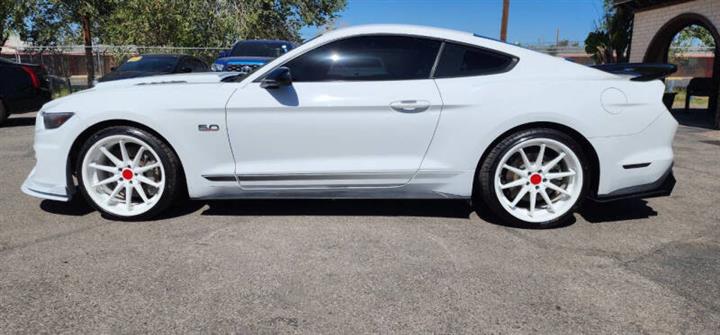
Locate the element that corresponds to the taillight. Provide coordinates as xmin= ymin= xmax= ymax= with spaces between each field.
xmin=21 ymin=65 xmax=40 ymax=89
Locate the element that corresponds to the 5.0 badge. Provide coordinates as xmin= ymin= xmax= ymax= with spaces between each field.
xmin=198 ymin=124 xmax=220 ymax=132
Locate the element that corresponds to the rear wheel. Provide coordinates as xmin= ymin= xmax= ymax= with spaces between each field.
xmin=476 ymin=128 xmax=589 ymax=228
xmin=76 ymin=126 xmax=181 ymax=220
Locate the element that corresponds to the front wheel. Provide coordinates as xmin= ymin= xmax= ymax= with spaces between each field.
xmin=76 ymin=126 xmax=181 ymax=220
xmin=476 ymin=128 xmax=590 ymax=228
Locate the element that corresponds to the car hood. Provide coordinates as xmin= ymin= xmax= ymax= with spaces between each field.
xmin=215 ymin=56 xmax=274 ymax=65
xmin=41 ymin=72 xmax=238 ymax=112
xmin=93 ymin=72 xmax=236 ymax=90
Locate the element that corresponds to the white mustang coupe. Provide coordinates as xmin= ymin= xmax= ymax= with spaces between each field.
xmin=23 ymin=25 xmax=678 ymax=228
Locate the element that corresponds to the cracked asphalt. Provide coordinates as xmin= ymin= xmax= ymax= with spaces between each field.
xmin=1 ymin=112 xmax=719 ymax=334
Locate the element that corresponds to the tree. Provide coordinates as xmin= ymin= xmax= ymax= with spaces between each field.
xmin=18 ymin=0 xmax=118 ymax=86
xmin=676 ymin=25 xmax=716 ymax=48
xmin=0 ymin=0 xmax=27 ymax=53
xmin=585 ymin=30 xmax=613 ymax=64
xmin=14 ymin=0 xmax=76 ymax=48
xmin=584 ymin=0 xmax=632 ymax=64
xmin=240 ymin=0 xmax=347 ymax=42
xmin=669 ymin=24 xmax=716 ymax=64
xmin=15 ymin=0 xmax=346 ymax=86
xmin=55 ymin=0 xmax=119 ymax=87
xmin=100 ymin=0 xmax=346 ymax=47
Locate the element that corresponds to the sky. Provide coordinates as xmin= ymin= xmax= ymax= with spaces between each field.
xmin=301 ymin=0 xmax=606 ymax=45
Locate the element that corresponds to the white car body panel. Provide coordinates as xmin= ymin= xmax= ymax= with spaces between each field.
xmin=226 ymin=80 xmax=442 ymax=189
xmin=22 ymin=24 xmax=677 ymax=203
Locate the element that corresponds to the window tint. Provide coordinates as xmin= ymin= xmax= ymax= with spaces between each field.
xmin=434 ymin=43 xmax=515 ymax=78
xmin=284 ymin=35 xmax=441 ymax=82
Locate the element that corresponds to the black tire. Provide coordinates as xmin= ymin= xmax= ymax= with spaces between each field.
xmin=0 ymin=99 xmax=8 ymax=125
xmin=76 ymin=126 xmax=182 ymax=220
xmin=475 ymin=128 xmax=590 ymax=229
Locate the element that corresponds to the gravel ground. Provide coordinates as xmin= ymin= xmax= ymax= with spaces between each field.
xmin=0 ymin=112 xmax=718 ymax=334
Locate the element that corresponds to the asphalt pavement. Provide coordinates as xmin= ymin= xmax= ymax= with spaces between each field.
xmin=1 ymin=112 xmax=719 ymax=334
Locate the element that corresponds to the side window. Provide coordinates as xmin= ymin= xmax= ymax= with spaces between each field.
xmin=284 ymin=35 xmax=441 ymax=82
xmin=434 ymin=43 xmax=516 ymax=78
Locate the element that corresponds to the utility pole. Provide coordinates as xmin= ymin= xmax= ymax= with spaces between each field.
xmin=556 ymin=28 xmax=560 ymax=46
xmin=500 ymin=0 xmax=510 ymax=42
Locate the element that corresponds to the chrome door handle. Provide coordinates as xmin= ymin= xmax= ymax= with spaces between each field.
xmin=390 ymin=100 xmax=431 ymax=113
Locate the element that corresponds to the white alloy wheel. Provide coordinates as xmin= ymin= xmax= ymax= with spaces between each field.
xmin=81 ymin=134 xmax=166 ymax=217
xmin=493 ymin=138 xmax=583 ymax=224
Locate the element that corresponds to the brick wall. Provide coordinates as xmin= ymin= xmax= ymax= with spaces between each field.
xmin=630 ymin=0 xmax=719 ymax=62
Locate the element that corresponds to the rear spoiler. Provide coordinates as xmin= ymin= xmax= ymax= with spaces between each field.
xmin=590 ymin=63 xmax=677 ymax=82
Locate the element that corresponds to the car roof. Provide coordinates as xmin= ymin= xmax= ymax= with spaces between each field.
xmin=322 ymin=24 xmax=473 ymax=41
xmin=309 ymin=24 xmax=556 ymax=61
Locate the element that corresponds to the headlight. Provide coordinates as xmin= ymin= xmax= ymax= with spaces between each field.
xmin=211 ymin=63 xmax=224 ymax=71
xmin=42 ymin=112 xmax=74 ymax=129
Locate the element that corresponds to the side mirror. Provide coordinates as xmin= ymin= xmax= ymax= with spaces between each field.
xmin=110 ymin=66 xmax=117 ymax=72
xmin=181 ymin=67 xmax=192 ymax=73
xmin=260 ymin=67 xmax=292 ymax=89
xmin=219 ymin=50 xmax=229 ymax=58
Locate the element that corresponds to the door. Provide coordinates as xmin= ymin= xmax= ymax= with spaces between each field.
xmin=226 ymin=35 xmax=444 ymax=189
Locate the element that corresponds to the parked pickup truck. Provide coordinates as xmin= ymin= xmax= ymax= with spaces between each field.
xmin=211 ymin=40 xmax=294 ymax=75
xmin=0 ymin=58 xmax=51 ymax=125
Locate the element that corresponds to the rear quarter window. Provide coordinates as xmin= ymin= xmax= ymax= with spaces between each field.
xmin=434 ymin=43 xmax=517 ymax=78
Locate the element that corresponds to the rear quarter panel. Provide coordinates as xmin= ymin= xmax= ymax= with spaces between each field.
xmin=426 ymin=56 xmax=667 ymax=176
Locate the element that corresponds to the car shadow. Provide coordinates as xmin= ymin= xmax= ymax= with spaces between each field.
xmin=197 ymin=199 xmax=474 ymax=219
xmin=578 ymin=198 xmax=658 ymax=223
xmin=1 ymin=116 xmax=35 ymax=128
xmin=40 ymin=197 xmax=94 ymax=216
xmin=39 ymin=197 xmax=206 ymax=219
xmin=40 ymin=198 xmax=475 ymax=220
xmin=39 ymin=196 xmax=658 ymax=225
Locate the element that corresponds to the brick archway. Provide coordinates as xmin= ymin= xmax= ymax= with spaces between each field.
xmin=643 ymin=12 xmax=720 ymax=128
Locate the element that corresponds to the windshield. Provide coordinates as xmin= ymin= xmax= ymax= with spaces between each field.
xmin=230 ymin=41 xmax=290 ymax=58
xmin=117 ymin=56 xmax=179 ymax=72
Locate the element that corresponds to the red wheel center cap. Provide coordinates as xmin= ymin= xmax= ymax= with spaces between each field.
xmin=121 ymin=169 xmax=134 ymax=180
xmin=529 ymin=173 xmax=542 ymax=185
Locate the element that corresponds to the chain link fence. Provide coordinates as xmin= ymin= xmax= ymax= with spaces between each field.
xmin=1 ymin=45 xmax=227 ymax=92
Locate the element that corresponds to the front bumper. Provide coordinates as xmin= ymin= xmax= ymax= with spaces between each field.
xmin=592 ymin=164 xmax=675 ymax=202
xmin=21 ymin=111 xmax=77 ymax=202
xmin=22 ymin=167 xmax=71 ymax=202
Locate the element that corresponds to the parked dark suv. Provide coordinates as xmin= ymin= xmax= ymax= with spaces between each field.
xmin=0 ymin=58 xmax=51 ymax=125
